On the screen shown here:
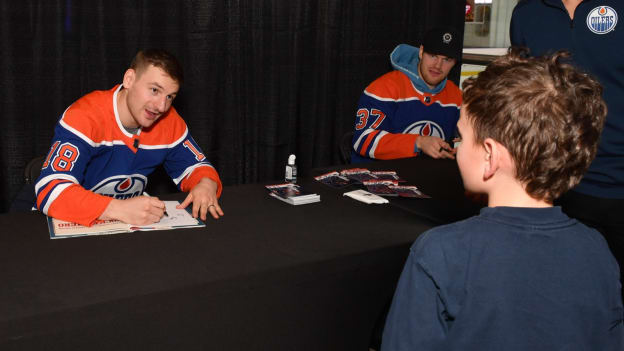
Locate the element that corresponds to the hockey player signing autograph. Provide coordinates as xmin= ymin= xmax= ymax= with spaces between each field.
xmin=36 ymin=49 xmax=224 ymax=226
xmin=351 ymin=27 xmax=462 ymax=163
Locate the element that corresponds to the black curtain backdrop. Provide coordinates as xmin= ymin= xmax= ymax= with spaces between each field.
xmin=0 ymin=0 xmax=464 ymax=213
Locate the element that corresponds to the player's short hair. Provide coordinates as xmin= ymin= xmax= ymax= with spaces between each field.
xmin=130 ymin=49 xmax=184 ymax=85
xmin=461 ymin=48 xmax=607 ymax=203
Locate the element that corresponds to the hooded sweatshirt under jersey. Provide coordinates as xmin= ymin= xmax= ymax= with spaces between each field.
xmin=351 ymin=44 xmax=461 ymax=164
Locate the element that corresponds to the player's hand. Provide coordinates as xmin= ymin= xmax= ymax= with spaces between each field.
xmin=416 ymin=136 xmax=456 ymax=159
xmin=100 ymin=196 xmax=166 ymax=225
xmin=177 ymin=177 xmax=224 ymax=220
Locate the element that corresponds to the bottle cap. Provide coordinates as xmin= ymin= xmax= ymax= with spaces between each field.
xmin=288 ymin=154 xmax=296 ymax=165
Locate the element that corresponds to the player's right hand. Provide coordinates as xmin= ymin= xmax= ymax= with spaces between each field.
xmin=99 ymin=196 xmax=166 ymax=225
xmin=416 ymin=136 xmax=456 ymax=159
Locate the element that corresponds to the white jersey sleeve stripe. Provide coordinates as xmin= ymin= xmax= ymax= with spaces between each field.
xmin=59 ymin=117 xmax=97 ymax=147
xmin=42 ymin=182 xmax=74 ymax=215
xmin=35 ymin=174 xmax=79 ymax=194
xmin=368 ymin=130 xmax=388 ymax=158
xmin=354 ymin=128 xmax=375 ymax=151
xmin=172 ymin=163 xmax=214 ymax=185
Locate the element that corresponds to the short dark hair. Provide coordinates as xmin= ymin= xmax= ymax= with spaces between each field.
xmin=130 ymin=49 xmax=184 ymax=85
xmin=461 ymin=48 xmax=607 ymax=203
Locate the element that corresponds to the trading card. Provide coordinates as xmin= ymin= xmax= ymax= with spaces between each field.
xmin=340 ymin=168 xmax=378 ymax=183
xmin=364 ymin=180 xmax=399 ymax=197
xmin=314 ymin=171 xmax=355 ymax=188
xmin=371 ymin=171 xmax=403 ymax=182
xmin=265 ymin=183 xmax=302 ymax=197
xmin=389 ymin=185 xmax=431 ymax=198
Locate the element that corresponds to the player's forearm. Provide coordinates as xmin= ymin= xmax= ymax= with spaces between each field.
xmin=99 ymin=199 xmax=124 ymax=222
xmin=355 ymin=130 xmax=419 ymax=159
xmin=45 ymin=184 xmax=113 ymax=226
xmin=180 ymin=166 xmax=222 ymax=197
xmin=99 ymin=196 xmax=166 ymax=225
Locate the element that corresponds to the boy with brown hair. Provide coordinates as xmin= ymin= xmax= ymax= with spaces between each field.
xmin=381 ymin=49 xmax=623 ymax=350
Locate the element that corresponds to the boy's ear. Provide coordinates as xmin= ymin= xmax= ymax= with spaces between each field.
xmin=482 ymin=138 xmax=499 ymax=181
xmin=122 ymin=68 xmax=136 ymax=88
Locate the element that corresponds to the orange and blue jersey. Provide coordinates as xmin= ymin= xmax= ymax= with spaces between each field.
xmin=35 ymin=84 xmax=222 ymax=226
xmin=351 ymin=44 xmax=461 ymax=163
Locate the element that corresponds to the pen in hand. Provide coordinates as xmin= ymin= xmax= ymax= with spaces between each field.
xmin=143 ymin=191 xmax=168 ymax=217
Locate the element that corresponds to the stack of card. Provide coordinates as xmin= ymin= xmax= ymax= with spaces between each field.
xmin=363 ymin=180 xmax=399 ymax=196
xmin=314 ymin=171 xmax=355 ymax=188
xmin=370 ymin=171 xmax=402 ymax=182
xmin=265 ymin=183 xmax=320 ymax=205
xmin=388 ymin=185 xmax=430 ymax=198
xmin=314 ymin=167 xmax=430 ymax=199
xmin=339 ymin=168 xmax=378 ymax=183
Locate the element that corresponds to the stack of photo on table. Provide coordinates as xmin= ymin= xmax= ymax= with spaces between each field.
xmin=265 ymin=183 xmax=320 ymax=205
xmin=314 ymin=168 xmax=430 ymax=198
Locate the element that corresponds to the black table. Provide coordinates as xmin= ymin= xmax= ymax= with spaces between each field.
xmin=1 ymin=157 xmax=481 ymax=350
xmin=314 ymin=157 xmax=482 ymax=224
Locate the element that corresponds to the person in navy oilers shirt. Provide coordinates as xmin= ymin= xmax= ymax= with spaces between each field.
xmin=350 ymin=27 xmax=462 ymax=163
xmin=511 ymin=0 xmax=624 ymax=295
xmin=381 ymin=49 xmax=623 ymax=350
xmin=35 ymin=49 xmax=224 ymax=226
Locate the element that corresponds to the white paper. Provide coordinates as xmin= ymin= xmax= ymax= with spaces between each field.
xmin=343 ymin=189 xmax=389 ymax=204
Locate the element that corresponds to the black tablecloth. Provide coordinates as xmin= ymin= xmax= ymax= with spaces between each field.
xmin=0 ymin=157 xmax=481 ymax=350
xmin=314 ymin=157 xmax=482 ymax=224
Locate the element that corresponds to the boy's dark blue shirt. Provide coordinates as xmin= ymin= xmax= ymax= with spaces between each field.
xmin=382 ymin=206 xmax=623 ymax=350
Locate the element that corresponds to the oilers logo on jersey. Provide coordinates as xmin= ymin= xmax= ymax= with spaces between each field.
xmin=403 ymin=120 xmax=445 ymax=140
xmin=91 ymin=174 xmax=147 ymax=200
xmin=35 ymin=84 xmax=223 ymax=227
xmin=586 ymin=6 xmax=618 ymax=34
